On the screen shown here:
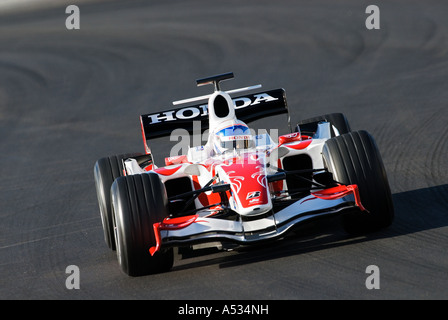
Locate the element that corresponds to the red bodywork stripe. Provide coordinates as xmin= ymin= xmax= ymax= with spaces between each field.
xmin=153 ymin=165 xmax=182 ymax=176
xmin=284 ymin=139 xmax=312 ymax=150
xmin=311 ymin=184 xmax=367 ymax=212
xmin=150 ymin=215 xmax=207 ymax=256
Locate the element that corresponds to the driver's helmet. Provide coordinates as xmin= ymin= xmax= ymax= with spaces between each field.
xmin=213 ymin=120 xmax=255 ymax=154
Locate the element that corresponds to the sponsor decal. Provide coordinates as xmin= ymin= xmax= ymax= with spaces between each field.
xmin=246 ymin=191 xmax=261 ymax=200
xmin=146 ymin=92 xmax=279 ymax=125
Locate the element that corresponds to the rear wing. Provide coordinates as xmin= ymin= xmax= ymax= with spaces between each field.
xmin=140 ymin=88 xmax=290 ymax=153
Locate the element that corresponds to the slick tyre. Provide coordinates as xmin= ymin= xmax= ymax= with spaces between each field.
xmin=111 ymin=173 xmax=174 ymax=276
xmin=93 ymin=153 xmax=142 ymax=250
xmin=322 ymin=130 xmax=394 ymax=235
xmin=296 ymin=113 xmax=351 ymax=137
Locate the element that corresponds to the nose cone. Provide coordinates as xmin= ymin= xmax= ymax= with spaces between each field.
xmin=218 ymin=154 xmax=273 ymax=216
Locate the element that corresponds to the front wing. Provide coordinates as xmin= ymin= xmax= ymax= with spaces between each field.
xmin=150 ymin=185 xmax=365 ymax=255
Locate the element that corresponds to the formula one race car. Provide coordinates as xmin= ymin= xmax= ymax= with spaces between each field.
xmin=94 ymin=72 xmax=394 ymax=276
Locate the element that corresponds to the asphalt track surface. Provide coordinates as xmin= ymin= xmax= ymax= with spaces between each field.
xmin=1 ymin=0 xmax=447 ymax=301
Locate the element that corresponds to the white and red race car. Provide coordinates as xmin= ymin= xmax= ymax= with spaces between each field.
xmin=94 ymin=73 xmax=394 ymax=276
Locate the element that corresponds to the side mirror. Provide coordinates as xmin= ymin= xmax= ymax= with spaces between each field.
xmin=211 ymin=184 xmax=231 ymax=193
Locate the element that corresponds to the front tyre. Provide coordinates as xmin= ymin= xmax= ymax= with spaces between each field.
xmin=322 ymin=130 xmax=394 ymax=235
xmin=111 ymin=173 xmax=174 ymax=276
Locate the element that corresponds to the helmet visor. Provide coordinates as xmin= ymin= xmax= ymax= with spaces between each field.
xmin=219 ymin=135 xmax=254 ymax=151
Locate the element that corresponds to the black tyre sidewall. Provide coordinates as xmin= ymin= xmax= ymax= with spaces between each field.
xmin=322 ymin=130 xmax=394 ymax=234
xmin=111 ymin=173 xmax=173 ymax=276
xmin=94 ymin=157 xmax=118 ymax=250
xmin=94 ymin=153 xmax=142 ymax=250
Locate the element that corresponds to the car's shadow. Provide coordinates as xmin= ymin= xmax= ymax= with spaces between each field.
xmin=171 ymin=184 xmax=448 ymax=271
